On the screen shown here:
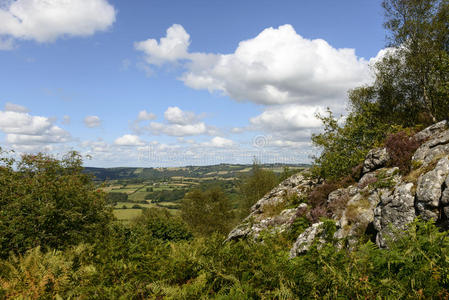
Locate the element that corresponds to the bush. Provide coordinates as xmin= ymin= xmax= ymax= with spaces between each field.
xmin=385 ymin=130 xmax=421 ymax=174
xmin=133 ymin=208 xmax=192 ymax=242
xmin=0 ymin=151 xmax=113 ymax=258
xmin=238 ymin=162 xmax=278 ymax=217
xmin=181 ymin=187 xmax=234 ymax=235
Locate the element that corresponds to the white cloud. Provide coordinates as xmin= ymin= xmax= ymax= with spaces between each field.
xmin=141 ymin=106 xmax=217 ymax=137
xmin=137 ymin=109 xmax=156 ymax=121
xmin=0 ymin=110 xmax=52 ymax=134
xmin=136 ymin=24 xmax=375 ymax=107
xmin=134 ymin=24 xmax=190 ymax=65
xmin=164 ymin=106 xmax=197 ymax=125
xmin=84 ymin=115 xmax=101 ymax=128
xmin=250 ymin=105 xmax=324 ymax=131
xmin=114 ymin=134 xmax=145 ymax=146
xmin=0 ymin=110 xmax=70 ymax=146
xmin=149 ymin=121 xmax=208 ymax=136
xmin=4 ymin=102 xmax=29 ymax=113
xmin=203 ymin=137 xmax=235 ymax=148
xmin=0 ymin=0 xmax=116 ymax=45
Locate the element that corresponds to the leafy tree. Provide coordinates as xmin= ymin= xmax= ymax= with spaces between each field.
xmin=106 ymin=192 xmax=128 ymax=205
xmin=311 ymin=107 xmax=389 ymax=180
xmin=0 ymin=150 xmax=113 ymax=258
xmin=352 ymin=0 xmax=449 ymax=126
xmin=132 ymin=207 xmax=192 ymax=242
xmin=238 ymin=162 xmax=278 ymax=216
xmin=181 ymin=187 xmax=234 ymax=235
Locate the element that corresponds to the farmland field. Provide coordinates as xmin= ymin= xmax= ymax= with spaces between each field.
xmin=90 ymin=163 xmax=309 ymax=221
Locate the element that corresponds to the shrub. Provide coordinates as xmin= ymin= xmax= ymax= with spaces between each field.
xmin=308 ymin=181 xmax=337 ymax=208
xmin=385 ymin=130 xmax=421 ymax=174
xmin=133 ymin=208 xmax=192 ymax=242
xmin=181 ymin=187 xmax=234 ymax=235
xmin=0 ymin=151 xmax=113 ymax=258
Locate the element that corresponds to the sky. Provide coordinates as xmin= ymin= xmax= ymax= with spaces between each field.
xmin=0 ymin=0 xmax=387 ymax=167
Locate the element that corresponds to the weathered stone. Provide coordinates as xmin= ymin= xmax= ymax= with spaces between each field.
xmin=363 ymin=148 xmax=390 ymax=174
xmin=416 ymin=156 xmax=449 ymax=208
xmin=228 ymin=121 xmax=449 ymax=255
xmin=289 ymin=222 xmax=324 ymax=258
xmin=226 ymin=172 xmax=316 ymax=242
xmin=374 ymin=183 xmax=415 ymax=248
xmin=413 ymin=129 xmax=449 ymax=167
xmin=441 ymin=176 xmax=449 ymax=205
xmin=334 ymin=190 xmax=380 ymax=245
xmin=413 ymin=120 xmax=448 ymax=143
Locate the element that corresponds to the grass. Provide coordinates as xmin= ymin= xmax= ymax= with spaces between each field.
xmin=113 ymin=209 xmax=142 ymax=221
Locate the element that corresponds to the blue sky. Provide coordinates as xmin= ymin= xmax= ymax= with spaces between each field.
xmin=0 ymin=0 xmax=386 ymax=167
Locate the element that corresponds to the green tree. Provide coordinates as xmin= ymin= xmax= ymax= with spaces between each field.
xmin=238 ymin=162 xmax=278 ymax=216
xmin=353 ymin=0 xmax=449 ymax=126
xmin=181 ymin=186 xmax=234 ymax=235
xmin=0 ymin=150 xmax=113 ymax=258
xmin=311 ymin=107 xmax=389 ymax=180
xmin=132 ymin=207 xmax=192 ymax=241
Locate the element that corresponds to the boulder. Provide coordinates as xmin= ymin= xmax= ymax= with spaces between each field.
xmin=416 ymin=156 xmax=449 ymax=219
xmin=289 ymin=222 xmax=324 ymax=258
xmin=374 ymin=182 xmax=416 ymax=247
xmin=413 ymin=129 xmax=449 ymax=167
xmin=362 ymin=148 xmax=390 ymax=174
xmin=413 ymin=120 xmax=448 ymax=143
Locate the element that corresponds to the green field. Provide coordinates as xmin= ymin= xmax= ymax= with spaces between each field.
xmin=96 ymin=164 xmax=308 ymax=221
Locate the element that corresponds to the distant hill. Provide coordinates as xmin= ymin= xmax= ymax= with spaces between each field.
xmin=83 ymin=163 xmax=310 ymax=181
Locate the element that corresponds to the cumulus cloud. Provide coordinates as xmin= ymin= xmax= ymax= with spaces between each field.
xmin=164 ymin=106 xmax=198 ymax=125
xmin=84 ymin=115 xmax=101 ymax=128
xmin=4 ymin=102 xmax=29 ymax=113
xmin=114 ymin=134 xmax=145 ymax=146
xmin=137 ymin=109 xmax=156 ymax=121
xmin=136 ymin=24 xmax=375 ymax=107
xmin=134 ymin=24 xmax=190 ymax=65
xmin=250 ymin=105 xmax=324 ymax=131
xmin=0 ymin=110 xmax=70 ymax=146
xmin=146 ymin=106 xmax=217 ymax=137
xmin=202 ymin=137 xmax=235 ymax=148
xmin=149 ymin=121 xmax=208 ymax=136
xmin=0 ymin=0 xmax=116 ymax=45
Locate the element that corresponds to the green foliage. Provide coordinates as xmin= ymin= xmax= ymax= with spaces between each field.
xmin=0 ymin=150 xmax=113 ymax=258
xmin=238 ymin=162 xmax=278 ymax=216
xmin=133 ymin=207 xmax=192 ymax=242
xmin=3 ymin=219 xmax=449 ymax=298
xmin=181 ymin=186 xmax=234 ymax=236
xmin=106 ymin=192 xmax=128 ymax=205
xmin=311 ymin=108 xmax=389 ymax=180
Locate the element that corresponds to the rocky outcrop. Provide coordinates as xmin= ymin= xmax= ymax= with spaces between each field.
xmin=374 ymin=182 xmax=416 ymax=247
xmin=290 ymin=222 xmax=324 ymax=257
xmin=226 ymin=173 xmax=316 ymax=242
xmin=363 ymin=148 xmax=390 ymax=174
xmin=227 ymin=121 xmax=449 ymax=255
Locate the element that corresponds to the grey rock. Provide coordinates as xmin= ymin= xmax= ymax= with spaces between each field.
xmin=413 ymin=120 xmax=448 ymax=143
xmin=289 ymin=222 xmax=324 ymax=258
xmin=374 ymin=183 xmax=416 ymax=247
xmin=413 ymin=129 xmax=449 ymax=167
xmin=416 ymin=156 xmax=449 ymax=208
xmin=363 ymin=148 xmax=390 ymax=174
xmin=226 ymin=171 xmax=316 ymax=242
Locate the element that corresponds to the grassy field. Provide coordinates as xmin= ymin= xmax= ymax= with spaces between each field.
xmin=98 ymin=164 xmax=308 ymax=222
